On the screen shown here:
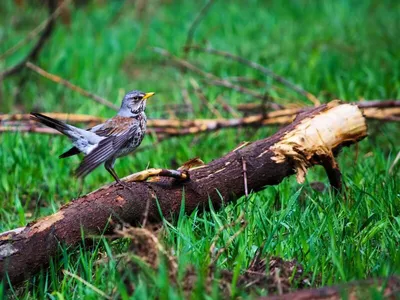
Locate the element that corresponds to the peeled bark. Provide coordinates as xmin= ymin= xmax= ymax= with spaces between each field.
xmin=0 ymin=101 xmax=367 ymax=286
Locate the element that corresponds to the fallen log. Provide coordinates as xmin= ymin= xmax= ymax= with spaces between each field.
xmin=0 ymin=101 xmax=367 ymax=286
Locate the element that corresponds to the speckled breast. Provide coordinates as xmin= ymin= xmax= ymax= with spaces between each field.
xmin=115 ymin=113 xmax=147 ymax=158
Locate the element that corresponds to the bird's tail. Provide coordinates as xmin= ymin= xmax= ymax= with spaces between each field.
xmin=31 ymin=113 xmax=85 ymax=158
xmin=30 ymin=113 xmax=72 ymax=135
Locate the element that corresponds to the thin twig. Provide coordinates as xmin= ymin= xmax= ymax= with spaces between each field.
xmin=237 ymin=100 xmax=400 ymax=114
xmin=183 ymin=0 xmax=217 ymax=56
xmin=2 ymin=104 xmax=399 ymax=137
xmin=224 ymin=76 xmax=265 ymax=87
xmin=180 ymin=84 xmax=195 ymax=116
xmin=188 ymin=45 xmax=320 ymax=105
xmin=356 ymin=100 xmax=400 ymax=108
xmin=389 ymin=151 xmax=400 ymax=175
xmin=215 ymin=95 xmax=240 ymax=118
xmin=0 ymin=0 xmax=71 ymax=61
xmin=152 ymin=47 xmax=217 ymax=80
xmin=242 ymin=157 xmax=249 ymax=197
xmin=237 ymin=102 xmax=296 ymax=113
xmin=26 ymin=62 xmax=119 ymax=111
xmin=152 ymin=103 xmax=194 ymax=117
xmin=142 ymin=197 xmax=151 ymax=228
xmin=274 ymin=268 xmax=283 ymax=295
xmin=0 ymin=125 xmax=61 ymax=135
xmin=206 ymin=79 xmax=283 ymax=110
xmin=0 ymin=0 xmax=58 ymax=79
xmin=0 ymin=112 xmax=104 ymax=123
xmin=152 ymin=47 xmax=283 ymax=110
xmin=189 ymin=78 xmax=223 ymax=118
xmin=248 ymin=241 xmax=266 ymax=271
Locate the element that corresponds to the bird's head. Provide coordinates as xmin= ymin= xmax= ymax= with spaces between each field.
xmin=118 ymin=90 xmax=155 ymax=116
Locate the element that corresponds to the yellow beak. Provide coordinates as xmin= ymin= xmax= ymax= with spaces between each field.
xmin=143 ymin=92 xmax=155 ymax=100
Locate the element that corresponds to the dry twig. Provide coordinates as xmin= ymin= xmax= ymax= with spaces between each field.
xmin=152 ymin=47 xmax=283 ymax=110
xmin=0 ymin=0 xmax=71 ymax=61
xmin=152 ymin=47 xmax=217 ymax=80
xmin=183 ymin=0 xmax=217 ymax=56
xmin=215 ymin=95 xmax=240 ymax=118
xmin=1 ymin=101 xmax=399 ymax=138
xmin=26 ymin=62 xmax=119 ymax=110
xmin=0 ymin=0 xmax=58 ymax=79
xmin=0 ymin=112 xmax=104 ymax=123
xmin=206 ymin=79 xmax=283 ymax=110
xmin=357 ymin=100 xmax=400 ymax=108
xmin=238 ymin=99 xmax=400 ymax=113
xmin=188 ymin=45 xmax=320 ymax=105
xmin=189 ymin=78 xmax=223 ymax=118
xmin=242 ymin=158 xmax=249 ymax=197
xmin=389 ymin=151 xmax=400 ymax=175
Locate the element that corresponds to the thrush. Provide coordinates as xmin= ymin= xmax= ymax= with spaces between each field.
xmin=30 ymin=90 xmax=155 ymax=183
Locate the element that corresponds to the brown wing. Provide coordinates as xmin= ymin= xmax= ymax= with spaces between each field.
xmin=75 ymin=119 xmax=138 ymax=178
xmin=92 ymin=116 xmax=134 ymax=137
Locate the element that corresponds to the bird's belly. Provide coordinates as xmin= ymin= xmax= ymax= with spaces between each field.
xmin=115 ymin=131 xmax=145 ymax=157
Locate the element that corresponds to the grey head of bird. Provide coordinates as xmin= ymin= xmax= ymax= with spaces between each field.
xmin=118 ymin=90 xmax=155 ymax=117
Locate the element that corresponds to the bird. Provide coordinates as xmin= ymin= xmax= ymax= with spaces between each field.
xmin=30 ymin=90 xmax=155 ymax=184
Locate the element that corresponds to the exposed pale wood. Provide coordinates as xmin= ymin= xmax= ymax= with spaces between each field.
xmin=0 ymin=102 xmax=367 ymax=285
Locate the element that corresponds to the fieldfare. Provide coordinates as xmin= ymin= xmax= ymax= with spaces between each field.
xmin=30 ymin=90 xmax=155 ymax=183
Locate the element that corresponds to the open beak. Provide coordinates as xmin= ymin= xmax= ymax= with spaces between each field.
xmin=143 ymin=92 xmax=155 ymax=100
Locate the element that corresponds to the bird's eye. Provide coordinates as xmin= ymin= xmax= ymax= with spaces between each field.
xmin=133 ymin=96 xmax=138 ymax=101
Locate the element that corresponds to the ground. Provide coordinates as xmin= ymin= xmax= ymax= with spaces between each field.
xmin=0 ymin=0 xmax=399 ymax=298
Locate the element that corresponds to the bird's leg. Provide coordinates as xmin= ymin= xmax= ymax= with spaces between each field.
xmin=105 ymin=159 xmax=135 ymax=194
xmin=106 ymin=165 xmax=121 ymax=183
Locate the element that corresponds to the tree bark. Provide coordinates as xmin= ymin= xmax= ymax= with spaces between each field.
xmin=0 ymin=101 xmax=367 ymax=286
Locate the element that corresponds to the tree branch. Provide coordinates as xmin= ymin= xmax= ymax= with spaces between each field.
xmin=152 ymin=47 xmax=283 ymax=110
xmin=183 ymin=0 xmax=217 ymax=56
xmin=238 ymin=100 xmax=400 ymax=113
xmin=26 ymin=62 xmax=119 ymax=111
xmin=1 ymin=101 xmax=398 ymax=138
xmin=0 ymin=0 xmax=71 ymax=61
xmin=0 ymin=0 xmax=58 ymax=79
xmin=188 ymin=45 xmax=320 ymax=105
xmin=0 ymin=102 xmax=367 ymax=285
xmin=204 ymin=79 xmax=283 ymax=110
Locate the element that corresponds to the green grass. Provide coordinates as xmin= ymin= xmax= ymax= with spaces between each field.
xmin=1 ymin=0 xmax=399 ymax=298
